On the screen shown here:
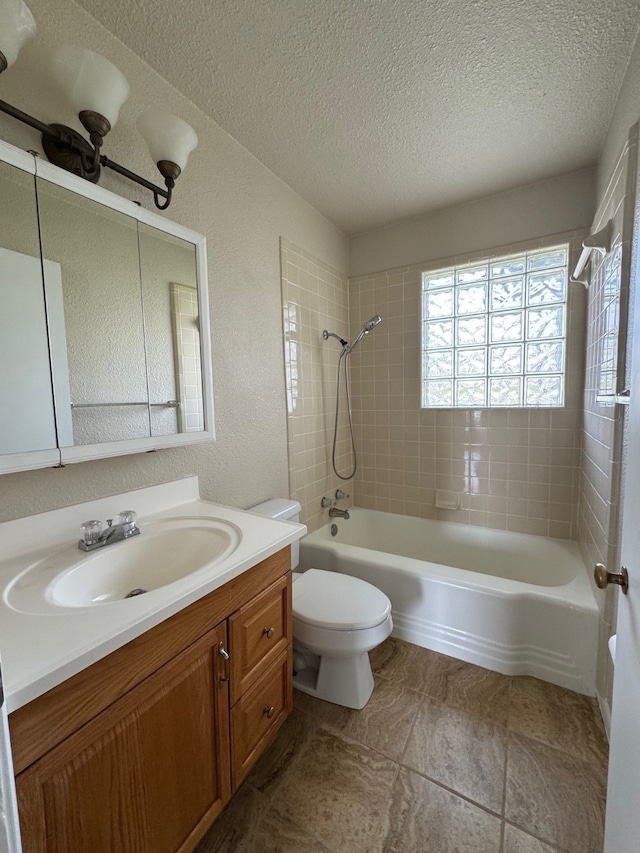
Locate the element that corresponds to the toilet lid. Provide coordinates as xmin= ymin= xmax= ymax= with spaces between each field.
xmin=293 ymin=569 xmax=391 ymax=630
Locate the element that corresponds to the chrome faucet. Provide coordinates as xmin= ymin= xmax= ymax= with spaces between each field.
xmin=78 ymin=510 xmax=140 ymax=551
xmin=328 ymin=507 xmax=350 ymax=519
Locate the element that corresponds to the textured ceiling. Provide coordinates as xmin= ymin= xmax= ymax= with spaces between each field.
xmin=74 ymin=0 xmax=640 ymax=234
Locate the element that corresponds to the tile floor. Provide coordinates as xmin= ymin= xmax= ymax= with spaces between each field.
xmin=195 ymin=638 xmax=609 ymax=853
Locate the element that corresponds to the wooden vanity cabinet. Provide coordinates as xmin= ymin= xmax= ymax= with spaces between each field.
xmin=9 ymin=548 xmax=293 ymax=853
xmin=15 ymin=623 xmax=231 ymax=853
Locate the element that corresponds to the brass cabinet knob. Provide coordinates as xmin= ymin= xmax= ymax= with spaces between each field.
xmin=594 ymin=563 xmax=629 ymax=595
xmin=263 ymin=705 xmax=275 ymax=719
xmin=263 ymin=627 xmax=275 ymax=639
xmin=218 ymin=642 xmax=231 ymax=683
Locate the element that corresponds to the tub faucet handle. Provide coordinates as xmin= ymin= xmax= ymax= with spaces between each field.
xmin=321 ymin=496 xmax=336 ymax=509
xmin=335 ymin=489 xmax=350 ymax=500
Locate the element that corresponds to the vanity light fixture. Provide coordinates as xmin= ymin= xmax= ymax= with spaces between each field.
xmin=0 ymin=0 xmax=35 ymax=73
xmin=0 ymin=0 xmax=197 ymax=209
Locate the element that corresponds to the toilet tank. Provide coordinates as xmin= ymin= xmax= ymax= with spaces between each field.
xmin=247 ymin=499 xmax=302 ymax=568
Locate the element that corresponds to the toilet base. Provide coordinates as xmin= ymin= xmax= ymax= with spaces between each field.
xmin=292 ymin=645 xmax=375 ymax=710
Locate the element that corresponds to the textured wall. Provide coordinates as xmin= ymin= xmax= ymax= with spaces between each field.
xmin=0 ymin=0 xmax=347 ymax=522
xmin=597 ymin=31 xmax=640 ymax=201
xmin=349 ymin=168 xmax=597 ymax=277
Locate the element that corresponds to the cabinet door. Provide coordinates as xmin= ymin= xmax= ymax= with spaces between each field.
xmin=16 ymin=622 xmax=231 ymax=853
xmin=229 ymin=573 xmax=291 ymax=703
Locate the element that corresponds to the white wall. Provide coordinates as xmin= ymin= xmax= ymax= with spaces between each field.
xmin=0 ymin=0 xmax=348 ymax=522
xmin=349 ymin=167 xmax=597 ymax=277
xmin=597 ymin=31 xmax=640 ymax=201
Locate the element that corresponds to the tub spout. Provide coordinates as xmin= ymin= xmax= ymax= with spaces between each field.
xmin=329 ymin=507 xmax=350 ymax=519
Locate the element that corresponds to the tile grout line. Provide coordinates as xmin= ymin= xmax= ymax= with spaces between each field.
xmin=502 ymin=817 xmax=571 ymax=852
xmin=499 ymin=676 xmax=512 ymax=853
xmin=506 ymin=726 xmax=609 ymax=775
xmin=392 ymin=761 xmax=507 ymax=822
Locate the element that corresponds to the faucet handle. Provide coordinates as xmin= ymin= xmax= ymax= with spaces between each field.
xmin=118 ymin=510 xmax=137 ymax=526
xmin=335 ymin=489 xmax=350 ymax=500
xmin=80 ymin=519 xmax=102 ymax=546
xmin=321 ymin=496 xmax=336 ymax=509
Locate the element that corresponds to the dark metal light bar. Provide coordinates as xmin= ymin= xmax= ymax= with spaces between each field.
xmin=0 ymin=97 xmax=174 ymax=208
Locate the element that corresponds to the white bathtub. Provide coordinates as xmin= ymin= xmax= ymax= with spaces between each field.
xmin=299 ymin=508 xmax=598 ymax=695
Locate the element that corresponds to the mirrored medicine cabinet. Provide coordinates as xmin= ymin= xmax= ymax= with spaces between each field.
xmin=0 ymin=139 xmax=214 ymax=475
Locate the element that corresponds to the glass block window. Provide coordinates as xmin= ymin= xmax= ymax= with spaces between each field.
xmin=421 ymin=245 xmax=568 ymax=408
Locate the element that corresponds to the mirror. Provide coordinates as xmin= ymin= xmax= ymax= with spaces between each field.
xmin=36 ymin=179 xmax=150 ymax=447
xmin=0 ymin=141 xmax=214 ymax=474
xmin=0 ymin=158 xmax=59 ymax=468
xmin=137 ymin=223 xmax=204 ymax=438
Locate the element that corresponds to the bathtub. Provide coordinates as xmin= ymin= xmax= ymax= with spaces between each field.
xmin=299 ymin=508 xmax=598 ymax=695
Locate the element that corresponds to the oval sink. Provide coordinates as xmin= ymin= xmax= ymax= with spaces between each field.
xmin=5 ymin=516 xmax=242 ymax=613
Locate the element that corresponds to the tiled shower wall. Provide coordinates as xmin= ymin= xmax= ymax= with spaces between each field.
xmin=348 ymin=232 xmax=587 ymax=539
xmin=578 ymin=123 xmax=638 ymax=711
xmin=280 ymin=239 xmax=353 ymax=533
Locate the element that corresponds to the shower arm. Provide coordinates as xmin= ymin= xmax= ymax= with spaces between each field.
xmin=322 ymin=330 xmax=349 ymax=347
xmin=323 ymin=314 xmax=381 ymax=353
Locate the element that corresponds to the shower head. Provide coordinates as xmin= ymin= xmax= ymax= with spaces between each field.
xmin=323 ymin=315 xmax=382 ymax=353
xmin=348 ymin=315 xmax=382 ymax=351
xmin=362 ymin=315 xmax=382 ymax=333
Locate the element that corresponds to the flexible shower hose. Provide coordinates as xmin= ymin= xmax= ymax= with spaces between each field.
xmin=331 ymin=347 xmax=357 ymax=480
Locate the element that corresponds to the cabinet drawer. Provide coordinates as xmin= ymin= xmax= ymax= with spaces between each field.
xmin=230 ymin=649 xmax=292 ymax=789
xmin=229 ymin=573 xmax=291 ymax=702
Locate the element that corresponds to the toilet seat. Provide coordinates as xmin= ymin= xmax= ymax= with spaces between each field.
xmin=293 ymin=568 xmax=391 ymax=631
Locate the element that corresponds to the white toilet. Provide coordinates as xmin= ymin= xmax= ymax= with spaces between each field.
xmin=249 ymin=499 xmax=393 ymax=709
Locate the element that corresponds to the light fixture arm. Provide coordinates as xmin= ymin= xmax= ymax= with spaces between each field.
xmin=0 ymin=95 xmax=59 ymax=140
xmin=0 ymin=96 xmax=174 ymax=207
xmin=100 ymin=154 xmax=172 ymax=208
xmin=78 ymin=109 xmax=109 ymax=169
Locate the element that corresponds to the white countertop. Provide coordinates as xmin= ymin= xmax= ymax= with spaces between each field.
xmin=0 ymin=478 xmax=306 ymax=712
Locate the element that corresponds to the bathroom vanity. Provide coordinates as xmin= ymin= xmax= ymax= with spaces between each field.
xmin=0 ymin=479 xmax=304 ymax=853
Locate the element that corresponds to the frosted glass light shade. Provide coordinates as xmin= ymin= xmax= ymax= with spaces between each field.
xmin=0 ymin=0 xmax=36 ymax=69
xmin=53 ymin=46 xmax=130 ymax=127
xmin=137 ymin=112 xmax=198 ymax=171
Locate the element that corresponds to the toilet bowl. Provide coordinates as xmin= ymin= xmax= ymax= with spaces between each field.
xmin=248 ymin=499 xmax=393 ymax=710
xmin=292 ymin=569 xmax=392 ymax=709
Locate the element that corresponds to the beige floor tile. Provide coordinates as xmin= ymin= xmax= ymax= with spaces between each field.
xmin=503 ymin=824 xmax=564 ymax=852
xmin=505 ymin=732 xmax=607 ymax=853
xmin=199 ymin=640 xmax=609 ymax=853
xmin=195 ymin=783 xmax=268 ymax=853
xmin=273 ymin=725 xmax=398 ymax=853
xmin=245 ymin=707 xmax=321 ymax=798
xmin=370 ymin=636 xmax=442 ymax=693
xmin=293 ymin=676 xmax=421 ymax=761
xmin=419 ymin=652 xmax=512 ymax=725
xmin=371 ymin=638 xmax=511 ymax=725
xmin=403 ymin=697 xmax=507 ymax=813
xmin=508 ymin=676 xmax=608 ymax=769
xmin=381 ymin=766 xmax=502 ymax=853
xmin=235 ymin=809 xmax=333 ymax=853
